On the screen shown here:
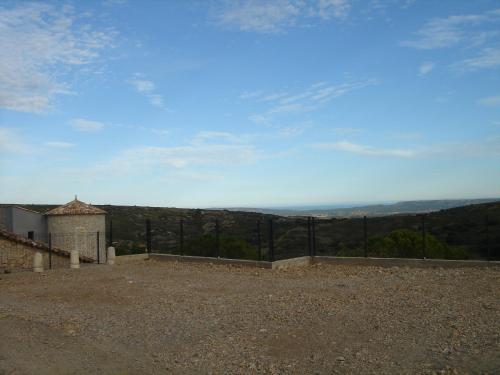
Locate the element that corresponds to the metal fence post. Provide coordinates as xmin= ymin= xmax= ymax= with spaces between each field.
xmin=269 ymin=219 xmax=275 ymax=262
xmin=109 ymin=219 xmax=113 ymax=247
xmin=422 ymin=215 xmax=427 ymax=259
xmin=312 ymin=217 xmax=316 ymax=257
xmin=180 ymin=219 xmax=184 ymax=256
xmin=363 ymin=216 xmax=368 ymax=258
xmin=97 ymin=231 xmax=100 ymax=264
xmin=48 ymin=233 xmax=52 ymax=270
xmin=146 ymin=219 xmax=152 ymax=254
xmin=307 ymin=217 xmax=312 ymax=256
xmin=486 ymin=215 xmax=491 ymax=261
xmin=257 ymin=221 xmax=262 ymax=261
xmin=215 ymin=219 xmax=220 ymax=258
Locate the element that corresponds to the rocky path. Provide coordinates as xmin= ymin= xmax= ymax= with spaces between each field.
xmin=0 ymin=261 xmax=499 ymax=374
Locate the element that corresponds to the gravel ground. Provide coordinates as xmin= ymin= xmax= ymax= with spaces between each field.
xmin=0 ymin=260 xmax=499 ymax=375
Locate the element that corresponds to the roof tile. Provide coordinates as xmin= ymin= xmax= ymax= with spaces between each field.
xmin=45 ymin=198 xmax=106 ymax=216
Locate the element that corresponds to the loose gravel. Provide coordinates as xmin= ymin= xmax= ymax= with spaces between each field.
xmin=0 ymin=260 xmax=499 ymax=374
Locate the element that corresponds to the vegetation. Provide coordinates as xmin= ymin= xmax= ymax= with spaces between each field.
xmin=182 ymin=234 xmax=260 ymax=260
xmin=9 ymin=201 xmax=500 ymax=261
xmin=366 ymin=229 xmax=469 ymax=259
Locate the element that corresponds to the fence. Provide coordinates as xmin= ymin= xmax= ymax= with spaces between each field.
xmin=108 ymin=213 xmax=500 ymax=262
xmin=32 ymin=231 xmax=106 ymax=266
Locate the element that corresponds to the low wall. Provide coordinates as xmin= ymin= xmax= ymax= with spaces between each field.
xmin=272 ymin=256 xmax=312 ymax=270
xmin=0 ymin=237 xmax=70 ymax=271
xmin=313 ymin=256 xmax=500 ymax=268
xmin=123 ymin=253 xmax=499 ymax=270
xmin=150 ymin=253 xmax=272 ymax=269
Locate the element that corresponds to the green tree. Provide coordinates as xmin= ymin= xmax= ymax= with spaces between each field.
xmin=367 ymin=229 xmax=469 ymax=260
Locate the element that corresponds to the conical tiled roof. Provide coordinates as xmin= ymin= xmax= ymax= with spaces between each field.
xmin=45 ymin=197 xmax=106 ymax=216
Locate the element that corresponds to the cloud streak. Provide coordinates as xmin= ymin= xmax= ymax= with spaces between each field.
xmin=313 ymin=137 xmax=500 ymax=159
xmin=246 ymin=79 xmax=378 ymax=124
xmin=44 ymin=141 xmax=75 ymax=148
xmin=215 ymin=0 xmax=350 ymax=33
xmin=314 ymin=140 xmax=416 ymax=157
xmin=0 ymin=128 xmax=30 ymax=154
xmin=0 ymin=3 xmax=115 ymax=113
xmin=128 ymin=74 xmax=165 ymax=108
xmin=82 ymin=133 xmax=263 ymax=182
xmin=401 ymin=9 xmax=500 ymax=50
xmin=454 ymin=47 xmax=500 ymax=71
xmin=71 ymin=118 xmax=105 ymax=132
xmin=478 ymin=95 xmax=500 ymax=107
xmin=419 ymin=62 xmax=434 ymax=76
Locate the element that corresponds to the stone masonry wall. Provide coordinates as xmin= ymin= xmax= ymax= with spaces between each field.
xmin=47 ymin=214 xmax=106 ymax=261
xmin=0 ymin=237 xmax=69 ymax=271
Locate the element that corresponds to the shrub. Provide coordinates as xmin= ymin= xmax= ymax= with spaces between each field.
xmin=367 ymin=229 xmax=469 ymax=260
xmin=184 ymin=234 xmax=259 ymax=260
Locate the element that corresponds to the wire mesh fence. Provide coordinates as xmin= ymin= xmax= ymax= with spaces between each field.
xmin=108 ymin=212 xmax=499 ymax=262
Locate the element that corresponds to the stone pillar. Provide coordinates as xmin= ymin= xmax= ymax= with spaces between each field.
xmin=33 ymin=251 xmax=43 ymax=272
xmin=74 ymin=227 xmax=86 ymax=259
xmin=70 ymin=250 xmax=80 ymax=269
xmin=107 ymin=246 xmax=116 ymax=265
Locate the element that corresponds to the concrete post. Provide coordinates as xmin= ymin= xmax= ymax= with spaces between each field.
xmin=107 ymin=246 xmax=116 ymax=265
xmin=70 ymin=250 xmax=80 ymax=269
xmin=33 ymin=251 xmax=43 ymax=273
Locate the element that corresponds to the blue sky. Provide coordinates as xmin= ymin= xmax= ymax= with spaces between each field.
xmin=1 ymin=0 xmax=499 ymax=208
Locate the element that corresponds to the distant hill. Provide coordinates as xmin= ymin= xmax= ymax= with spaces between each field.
xmin=216 ymin=198 xmax=500 ymax=218
xmin=4 ymin=199 xmax=500 ymax=261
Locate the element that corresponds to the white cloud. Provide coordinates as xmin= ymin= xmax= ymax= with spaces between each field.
xmin=279 ymin=124 xmax=310 ymax=137
xmin=313 ymin=137 xmax=500 ymax=159
xmin=0 ymin=3 xmax=115 ymax=113
xmin=314 ymin=140 xmax=416 ymax=157
xmin=149 ymin=94 xmax=164 ymax=107
xmin=316 ymin=0 xmax=350 ymax=19
xmin=129 ymin=78 xmax=155 ymax=93
xmin=239 ymin=90 xmax=263 ymax=99
xmin=128 ymin=74 xmax=165 ymax=108
xmin=73 ymin=131 xmax=263 ymax=181
xmin=93 ymin=143 xmax=260 ymax=177
xmin=247 ymin=79 xmax=378 ymax=120
xmin=401 ymin=9 xmax=500 ymax=50
xmin=477 ymin=96 xmax=500 ymax=107
xmin=216 ymin=0 xmax=350 ymax=33
xmin=71 ymin=118 xmax=105 ymax=132
xmin=194 ymin=131 xmax=242 ymax=144
xmin=0 ymin=128 xmax=30 ymax=154
xmin=44 ymin=141 xmax=75 ymax=148
xmin=151 ymin=128 xmax=170 ymax=136
xmin=455 ymin=47 xmax=500 ymax=71
xmin=419 ymin=62 xmax=434 ymax=76
xmin=216 ymin=0 xmax=300 ymax=33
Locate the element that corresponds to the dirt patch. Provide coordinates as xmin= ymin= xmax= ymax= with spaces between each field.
xmin=0 ymin=261 xmax=499 ymax=374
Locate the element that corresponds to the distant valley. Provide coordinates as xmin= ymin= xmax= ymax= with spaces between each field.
xmin=215 ymin=198 xmax=500 ymax=218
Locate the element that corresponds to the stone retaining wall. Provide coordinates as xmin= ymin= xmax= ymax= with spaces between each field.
xmin=0 ymin=237 xmax=69 ymax=270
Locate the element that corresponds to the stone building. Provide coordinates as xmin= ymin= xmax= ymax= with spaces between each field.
xmin=46 ymin=197 xmax=107 ymax=261
xmin=0 ymin=197 xmax=107 ymax=265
